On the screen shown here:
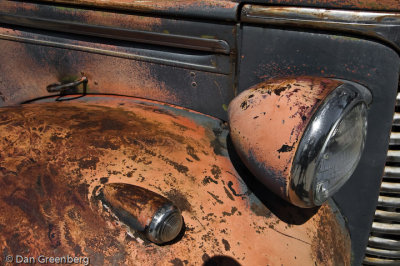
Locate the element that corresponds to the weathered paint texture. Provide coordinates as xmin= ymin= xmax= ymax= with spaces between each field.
xmin=228 ymin=77 xmax=342 ymax=202
xmin=0 ymin=24 xmax=234 ymax=119
xmin=29 ymin=0 xmax=239 ymax=20
xmin=0 ymin=1 xmax=163 ymax=32
xmin=0 ymin=96 xmax=350 ymax=265
xmin=0 ymin=27 xmax=177 ymax=105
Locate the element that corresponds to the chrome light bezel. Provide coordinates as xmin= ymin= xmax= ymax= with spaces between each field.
xmin=147 ymin=202 xmax=183 ymax=244
xmin=289 ymin=82 xmax=372 ymax=207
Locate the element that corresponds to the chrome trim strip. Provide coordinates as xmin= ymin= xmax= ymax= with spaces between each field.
xmin=371 ymin=222 xmax=400 ymax=235
xmin=369 ymin=236 xmax=400 ymax=250
xmin=380 ymin=182 xmax=400 ymax=193
xmin=386 ymin=150 xmax=400 ymax=163
xmin=364 ymin=256 xmax=400 ymax=265
xmin=389 ymin=132 xmax=400 ymax=145
xmin=375 ymin=210 xmax=400 ymax=222
xmin=0 ymin=13 xmax=230 ymax=54
xmin=377 ymin=196 xmax=400 ymax=208
xmin=241 ymin=5 xmax=400 ymax=53
xmin=393 ymin=113 xmax=400 ymax=126
xmin=366 ymin=247 xmax=400 ymax=259
xmin=384 ymin=166 xmax=400 ymax=179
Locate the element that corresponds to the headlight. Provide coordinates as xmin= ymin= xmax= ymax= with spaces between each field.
xmin=228 ymin=77 xmax=371 ymax=207
xmin=290 ymin=83 xmax=370 ymax=206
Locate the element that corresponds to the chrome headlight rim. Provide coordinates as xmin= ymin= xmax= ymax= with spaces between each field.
xmin=147 ymin=202 xmax=183 ymax=244
xmin=289 ymin=82 xmax=372 ymax=207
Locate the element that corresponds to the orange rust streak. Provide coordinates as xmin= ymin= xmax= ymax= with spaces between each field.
xmin=0 ymin=97 xmax=350 ymax=265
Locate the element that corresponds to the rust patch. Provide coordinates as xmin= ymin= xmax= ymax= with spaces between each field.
xmin=186 ymin=145 xmax=200 ymax=161
xmin=311 ymin=205 xmax=351 ymax=266
xmin=277 ymin=144 xmax=294 ymax=153
xmin=164 ymin=189 xmax=192 ymax=213
xmin=79 ymin=157 xmax=99 ymax=170
xmin=221 ymin=239 xmax=230 ymax=251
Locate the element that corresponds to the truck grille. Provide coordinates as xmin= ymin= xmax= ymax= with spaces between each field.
xmin=364 ymin=93 xmax=400 ymax=265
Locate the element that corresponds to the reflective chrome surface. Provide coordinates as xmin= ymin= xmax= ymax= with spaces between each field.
xmin=289 ymin=82 xmax=371 ymax=207
xmin=147 ymin=202 xmax=183 ymax=244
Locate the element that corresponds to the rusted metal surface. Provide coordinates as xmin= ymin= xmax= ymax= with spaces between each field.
xmin=0 ymin=0 xmax=163 ymax=32
xmin=31 ymin=0 xmax=239 ymax=21
xmin=0 ymin=0 xmax=238 ymax=119
xmin=0 ymin=24 xmax=234 ymax=119
xmin=0 ymin=1 xmax=231 ymax=54
xmin=228 ymin=77 xmax=342 ymax=203
xmin=0 ymin=95 xmax=350 ymax=265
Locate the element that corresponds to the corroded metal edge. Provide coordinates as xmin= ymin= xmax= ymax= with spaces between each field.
xmin=241 ymin=5 xmax=400 ymax=54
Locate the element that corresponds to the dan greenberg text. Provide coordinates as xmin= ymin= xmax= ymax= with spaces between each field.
xmin=5 ymin=255 xmax=90 ymax=265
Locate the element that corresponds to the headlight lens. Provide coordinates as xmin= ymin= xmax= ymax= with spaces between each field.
xmin=313 ymin=103 xmax=368 ymax=205
xmin=290 ymin=83 xmax=371 ymax=207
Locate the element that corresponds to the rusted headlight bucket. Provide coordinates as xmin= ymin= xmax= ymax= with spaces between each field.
xmin=228 ymin=77 xmax=371 ymax=208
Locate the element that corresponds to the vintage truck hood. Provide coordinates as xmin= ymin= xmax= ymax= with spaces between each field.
xmin=0 ymin=95 xmax=350 ymax=265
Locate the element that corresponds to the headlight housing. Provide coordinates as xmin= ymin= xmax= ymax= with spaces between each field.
xmin=228 ymin=77 xmax=371 ymax=208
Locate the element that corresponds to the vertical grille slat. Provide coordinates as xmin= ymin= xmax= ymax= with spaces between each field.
xmin=364 ymin=92 xmax=400 ymax=265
